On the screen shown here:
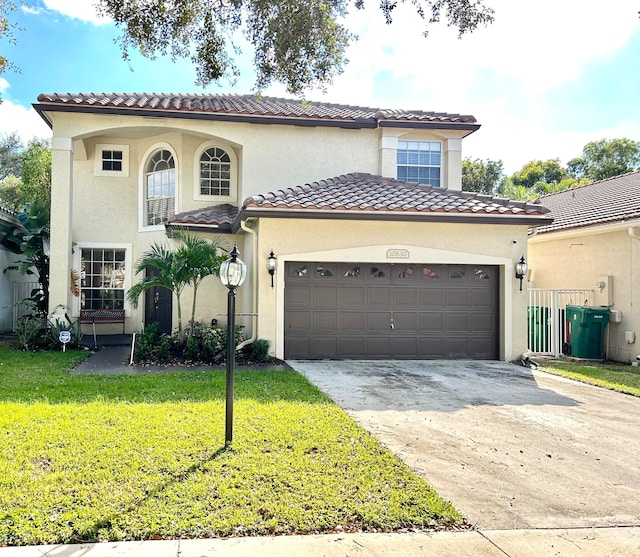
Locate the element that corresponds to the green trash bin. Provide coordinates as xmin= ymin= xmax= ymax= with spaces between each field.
xmin=566 ymin=305 xmax=611 ymax=359
xmin=528 ymin=306 xmax=550 ymax=352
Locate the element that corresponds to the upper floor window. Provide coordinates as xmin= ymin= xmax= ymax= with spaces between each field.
xmin=397 ymin=140 xmax=441 ymax=187
xmin=145 ymin=149 xmax=175 ymax=226
xmin=200 ymin=147 xmax=231 ymax=196
xmin=95 ymin=144 xmax=129 ymax=177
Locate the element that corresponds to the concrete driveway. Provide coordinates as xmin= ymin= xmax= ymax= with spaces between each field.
xmin=287 ymin=360 xmax=640 ymax=530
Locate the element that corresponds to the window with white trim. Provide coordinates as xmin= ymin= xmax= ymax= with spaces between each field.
xmin=397 ymin=140 xmax=441 ymax=187
xmin=200 ymin=147 xmax=231 ymax=196
xmin=80 ymin=248 xmax=126 ymax=310
xmin=145 ymin=149 xmax=175 ymax=226
xmin=95 ymin=144 xmax=129 ymax=177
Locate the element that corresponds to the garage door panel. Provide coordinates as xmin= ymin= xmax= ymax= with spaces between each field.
xmin=341 ymin=286 xmax=365 ymax=306
xmin=314 ymin=286 xmax=338 ymax=305
xmin=286 ymin=285 xmax=311 ymax=305
xmin=368 ymin=312 xmax=392 ymax=330
xmin=313 ymin=311 xmax=337 ymax=329
xmin=446 ymin=288 xmax=472 ymax=306
xmin=312 ymin=337 xmax=338 ymax=358
xmin=285 ymin=262 xmax=498 ymax=359
xmin=341 ymin=312 xmax=365 ymax=330
xmin=339 ymin=337 xmax=365 ymax=356
xmin=473 ymin=289 xmax=497 ymax=308
xmin=367 ymin=287 xmax=392 ymax=306
xmin=394 ymin=311 xmax=418 ymax=329
xmin=395 ymin=288 xmax=418 ymax=306
xmin=421 ymin=312 xmax=445 ymax=331
xmin=446 ymin=313 xmax=471 ymax=332
xmin=472 ymin=313 xmax=497 ymax=332
xmin=420 ymin=289 xmax=446 ymax=306
xmin=366 ymin=337 xmax=392 ymax=356
xmin=287 ymin=311 xmax=310 ymax=330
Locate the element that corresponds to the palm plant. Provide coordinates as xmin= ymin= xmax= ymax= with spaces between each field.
xmin=127 ymin=243 xmax=191 ymax=340
xmin=127 ymin=232 xmax=227 ymax=341
xmin=173 ymin=231 xmax=227 ymax=338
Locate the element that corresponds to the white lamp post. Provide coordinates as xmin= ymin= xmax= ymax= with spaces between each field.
xmin=219 ymin=243 xmax=247 ymax=446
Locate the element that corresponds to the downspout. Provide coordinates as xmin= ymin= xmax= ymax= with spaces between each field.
xmin=628 ymin=227 xmax=640 ymax=240
xmin=236 ymin=219 xmax=257 ymax=350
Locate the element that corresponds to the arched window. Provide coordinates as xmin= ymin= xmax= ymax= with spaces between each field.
xmin=145 ymin=149 xmax=175 ymax=226
xmin=199 ymin=147 xmax=231 ymax=196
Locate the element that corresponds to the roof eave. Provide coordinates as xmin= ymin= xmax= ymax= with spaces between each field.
xmin=32 ymin=102 xmax=481 ymax=132
xmin=233 ymin=207 xmax=553 ymax=232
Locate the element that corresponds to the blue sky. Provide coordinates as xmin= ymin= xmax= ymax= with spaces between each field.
xmin=1 ymin=0 xmax=639 ymax=175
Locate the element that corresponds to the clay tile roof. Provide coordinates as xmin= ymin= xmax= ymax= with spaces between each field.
xmin=532 ymin=170 xmax=640 ymax=234
xmin=167 ymin=204 xmax=238 ymax=232
xmin=241 ymin=173 xmax=551 ymax=225
xmin=35 ymin=93 xmax=479 ymax=131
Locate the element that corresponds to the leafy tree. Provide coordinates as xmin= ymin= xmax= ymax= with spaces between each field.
xmin=461 ymin=157 xmax=503 ymax=195
xmin=0 ymin=1 xmax=16 ymax=73
xmin=20 ymin=138 xmax=52 ymax=205
xmin=97 ymin=0 xmax=495 ymax=94
xmin=509 ymin=159 xmax=568 ymax=190
xmin=0 ymin=137 xmax=51 ymax=210
xmin=567 ymin=138 xmax=640 ymax=181
xmin=0 ymin=131 xmax=22 ymax=179
xmin=0 ymin=197 xmax=50 ymax=315
xmin=497 ymin=177 xmax=536 ymax=201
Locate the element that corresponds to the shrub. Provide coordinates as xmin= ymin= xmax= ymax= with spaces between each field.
xmin=15 ymin=316 xmax=48 ymax=351
xmin=134 ymin=323 xmax=172 ymax=362
xmin=251 ymin=339 xmax=270 ymax=362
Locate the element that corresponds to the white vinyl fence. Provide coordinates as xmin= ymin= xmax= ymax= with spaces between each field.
xmin=527 ymin=288 xmax=594 ymax=356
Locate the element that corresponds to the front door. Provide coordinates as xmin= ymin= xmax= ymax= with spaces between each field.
xmin=144 ymin=269 xmax=173 ymax=334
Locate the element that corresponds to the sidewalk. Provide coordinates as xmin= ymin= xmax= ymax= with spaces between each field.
xmin=1 ymin=528 xmax=639 ymax=556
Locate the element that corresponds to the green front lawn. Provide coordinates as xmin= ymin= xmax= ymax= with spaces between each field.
xmin=538 ymin=358 xmax=640 ymax=397
xmin=0 ymin=346 xmax=461 ymax=546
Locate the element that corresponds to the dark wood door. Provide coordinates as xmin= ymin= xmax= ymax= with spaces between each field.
xmin=144 ymin=269 xmax=173 ymax=334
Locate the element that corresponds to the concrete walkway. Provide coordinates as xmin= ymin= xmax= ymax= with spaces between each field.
xmin=1 ymin=528 xmax=639 ymax=556
xmin=3 ymin=352 xmax=639 ymax=556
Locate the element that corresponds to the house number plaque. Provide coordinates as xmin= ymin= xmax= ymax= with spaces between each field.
xmin=386 ymin=249 xmax=410 ymax=259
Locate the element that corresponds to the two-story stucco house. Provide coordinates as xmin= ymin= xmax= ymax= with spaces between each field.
xmin=34 ymin=93 xmax=551 ymax=361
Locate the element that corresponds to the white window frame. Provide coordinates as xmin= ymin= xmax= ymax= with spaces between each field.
xmin=139 ymin=143 xmax=178 ymax=232
xmin=73 ymin=242 xmax=132 ymax=317
xmin=95 ymin=144 xmax=130 ymax=177
xmin=194 ymin=140 xmax=237 ymax=202
xmin=396 ymin=140 xmax=442 ymax=187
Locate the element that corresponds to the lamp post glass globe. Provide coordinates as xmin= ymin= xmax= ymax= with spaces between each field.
xmin=220 ymin=245 xmax=247 ymax=289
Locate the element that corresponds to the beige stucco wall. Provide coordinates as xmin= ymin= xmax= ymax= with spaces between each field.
xmin=528 ymin=223 xmax=640 ymax=362
xmin=249 ymin=218 xmax=530 ymax=361
xmin=42 ymin=103 xmax=501 ymax=355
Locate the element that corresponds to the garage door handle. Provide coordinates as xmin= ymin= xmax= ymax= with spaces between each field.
xmin=390 ymin=322 xmax=395 ymax=330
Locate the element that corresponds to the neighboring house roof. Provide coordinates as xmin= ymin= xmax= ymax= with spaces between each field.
xmin=532 ymin=170 xmax=640 ymax=235
xmin=34 ymin=93 xmax=480 ymax=133
xmin=168 ymin=173 xmax=552 ymax=232
xmin=0 ymin=205 xmax=20 ymax=238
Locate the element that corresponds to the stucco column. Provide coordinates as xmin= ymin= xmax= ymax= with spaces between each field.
xmin=49 ymin=137 xmax=74 ymax=315
xmin=379 ymin=135 xmax=398 ymax=178
xmin=444 ymin=138 xmax=462 ymax=191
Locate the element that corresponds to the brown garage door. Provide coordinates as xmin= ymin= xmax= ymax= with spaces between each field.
xmin=285 ymin=262 xmax=498 ymax=359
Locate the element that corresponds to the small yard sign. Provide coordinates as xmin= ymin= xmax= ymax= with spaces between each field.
xmin=59 ymin=330 xmax=71 ymax=352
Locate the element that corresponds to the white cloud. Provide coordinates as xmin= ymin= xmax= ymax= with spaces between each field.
xmin=42 ymin=0 xmax=109 ymax=24
xmin=0 ymin=98 xmax=52 ymax=142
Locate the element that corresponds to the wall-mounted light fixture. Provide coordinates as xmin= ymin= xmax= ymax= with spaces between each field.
xmin=268 ymin=249 xmax=277 ymax=288
xmin=515 ymin=256 xmax=527 ymax=292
